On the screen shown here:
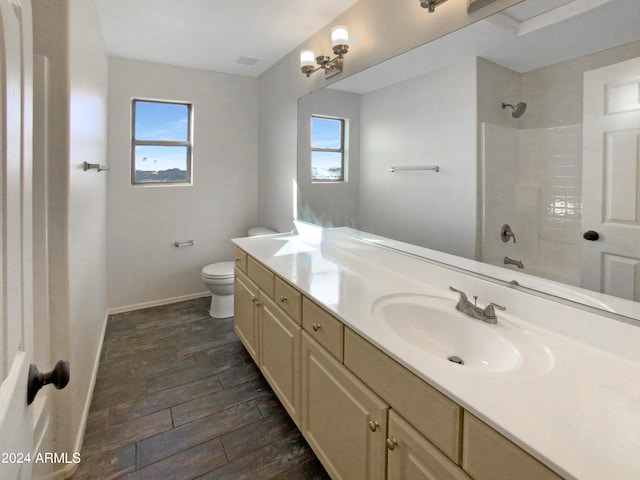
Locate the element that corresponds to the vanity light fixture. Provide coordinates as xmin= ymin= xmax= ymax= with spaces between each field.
xmin=300 ymin=25 xmax=349 ymax=79
xmin=420 ymin=0 xmax=448 ymax=13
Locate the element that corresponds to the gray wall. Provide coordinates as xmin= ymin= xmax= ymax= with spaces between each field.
xmin=107 ymin=58 xmax=259 ymax=311
xmin=33 ymin=0 xmax=109 ymax=472
xmin=358 ymin=58 xmax=479 ymax=258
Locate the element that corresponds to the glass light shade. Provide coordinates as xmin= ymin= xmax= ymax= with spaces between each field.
xmin=331 ymin=25 xmax=349 ymax=47
xmin=300 ymin=49 xmax=315 ymax=68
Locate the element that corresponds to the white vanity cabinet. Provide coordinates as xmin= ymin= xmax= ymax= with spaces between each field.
xmin=301 ymin=331 xmax=388 ymax=480
xmin=234 ymin=259 xmax=303 ymax=425
xmin=233 ymin=269 xmax=261 ymax=363
xmin=233 ymin=250 xmax=565 ymax=480
xmin=259 ymin=289 xmax=302 ymax=425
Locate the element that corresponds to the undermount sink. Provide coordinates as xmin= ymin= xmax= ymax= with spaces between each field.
xmin=371 ymin=293 xmax=553 ymax=375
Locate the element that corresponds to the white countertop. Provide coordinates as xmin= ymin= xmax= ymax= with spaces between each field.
xmin=233 ymin=227 xmax=640 ymax=480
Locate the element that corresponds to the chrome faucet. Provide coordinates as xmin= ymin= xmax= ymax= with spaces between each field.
xmin=449 ymin=286 xmax=505 ymax=324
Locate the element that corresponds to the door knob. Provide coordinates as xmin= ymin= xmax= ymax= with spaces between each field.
xmin=27 ymin=360 xmax=70 ymax=405
xmin=583 ymin=230 xmax=599 ymax=241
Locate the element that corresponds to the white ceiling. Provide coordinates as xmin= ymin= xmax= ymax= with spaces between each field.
xmin=94 ymin=0 xmax=360 ymax=77
xmin=94 ymin=0 xmax=640 ymax=81
xmin=331 ymin=0 xmax=640 ymax=93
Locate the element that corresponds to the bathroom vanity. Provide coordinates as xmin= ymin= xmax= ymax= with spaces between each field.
xmin=232 ymin=226 xmax=640 ymax=480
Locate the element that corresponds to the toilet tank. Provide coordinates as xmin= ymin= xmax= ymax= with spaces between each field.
xmin=248 ymin=227 xmax=276 ymax=237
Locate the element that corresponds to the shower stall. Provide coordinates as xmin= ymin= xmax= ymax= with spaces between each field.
xmin=480 ymin=122 xmax=583 ymax=286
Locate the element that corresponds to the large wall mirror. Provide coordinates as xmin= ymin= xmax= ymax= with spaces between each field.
xmin=297 ymin=0 xmax=640 ymax=321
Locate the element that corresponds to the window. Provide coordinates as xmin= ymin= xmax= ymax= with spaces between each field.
xmin=132 ymin=99 xmax=192 ymax=184
xmin=311 ymin=115 xmax=345 ymax=181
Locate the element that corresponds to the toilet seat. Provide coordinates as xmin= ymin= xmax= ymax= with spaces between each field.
xmin=201 ymin=261 xmax=234 ymax=280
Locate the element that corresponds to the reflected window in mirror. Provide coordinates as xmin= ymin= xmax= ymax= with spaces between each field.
xmin=311 ymin=115 xmax=346 ymax=182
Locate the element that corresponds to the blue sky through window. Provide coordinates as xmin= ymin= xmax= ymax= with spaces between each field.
xmin=134 ymin=101 xmax=190 ymax=174
xmin=311 ymin=117 xmax=341 ymax=149
xmin=135 ymin=101 xmax=188 ymax=141
xmin=311 ymin=117 xmax=343 ymax=178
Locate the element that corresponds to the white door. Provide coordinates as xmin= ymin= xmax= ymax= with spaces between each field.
xmin=582 ymin=56 xmax=640 ymax=301
xmin=0 ymin=0 xmax=36 ymax=478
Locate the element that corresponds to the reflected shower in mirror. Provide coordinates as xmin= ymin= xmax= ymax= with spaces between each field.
xmin=501 ymin=101 xmax=527 ymax=118
xmin=297 ymin=0 xmax=640 ymax=320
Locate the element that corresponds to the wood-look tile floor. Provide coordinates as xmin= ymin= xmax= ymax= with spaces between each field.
xmin=72 ymin=297 xmax=331 ymax=480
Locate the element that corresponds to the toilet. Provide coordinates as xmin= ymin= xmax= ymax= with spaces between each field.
xmin=201 ymin=227 xmax=276 ymax=318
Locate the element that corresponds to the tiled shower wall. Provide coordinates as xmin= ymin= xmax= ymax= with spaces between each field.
xmin=481 ymin=123 xmax=582 ymax=286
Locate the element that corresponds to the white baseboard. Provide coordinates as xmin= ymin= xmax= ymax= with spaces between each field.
xmin=108 ymin=291 xmax=211 ymax=315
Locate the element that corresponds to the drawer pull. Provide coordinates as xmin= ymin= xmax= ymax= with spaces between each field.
xmin=312 ymin=323 xmax=322 ymax=332
xmin=368 ymin=421 xmax=379 ymax=432
xmin=234 ymin=257 xmax=241 ymax=262
xmin=386 ymin=438 xmax=398 ymax=450
xmin=279 ymin=295 xmax=288 ymax=303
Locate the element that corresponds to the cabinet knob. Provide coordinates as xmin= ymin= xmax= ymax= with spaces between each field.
xmin=234 ymin=257 xmax=241 ymax=262
xmin=312 ymin=323 xmax=321 ymax=332
xmin=386 ymin=438 xmax=398 ymax=450
xmin=368 ymin=421 xmax=379 ymax=432
xmin=256 ymin=301 xmax=263 ymax=308
xmin=279 ymin=295 xmax=288 ymax=303
xmin=251 ymin=296 xmax=257 ymax=303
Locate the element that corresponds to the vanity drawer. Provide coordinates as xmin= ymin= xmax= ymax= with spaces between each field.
xmin=462 ymin=412 xmax=562 ymax=480
xmin=302 ymin=297 xmax=344 ymax=362
xmin=233 ymin=247 xmax=247 ymax=273
xmin=344 ymin=328 xmax=462 ymax=463
xmin=275 ymin=276 xmax=302 ymax=325
xmin=247 ymin=256 xmax=274 ymax=299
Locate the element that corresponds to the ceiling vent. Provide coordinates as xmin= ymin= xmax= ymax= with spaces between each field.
xmin=236 ymin=56 xmax=260 ymax=66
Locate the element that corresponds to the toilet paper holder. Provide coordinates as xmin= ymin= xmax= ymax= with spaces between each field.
xmin=174 ymin=240 xmax=195 ymax=247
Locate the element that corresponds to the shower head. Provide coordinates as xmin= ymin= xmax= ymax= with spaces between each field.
xmin=502 ymin=102 xmax=527 ymax=118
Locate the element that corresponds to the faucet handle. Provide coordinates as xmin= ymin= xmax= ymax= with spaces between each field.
xmin=500 ymin=224 xmax=517 ymax=243
xmin=449 ymin=286 xmax=471 ymax=313
xmin=484 ymin=302 xmax=506 ymax=318
xmin=449 ymin=286 xmax=467 ymax=300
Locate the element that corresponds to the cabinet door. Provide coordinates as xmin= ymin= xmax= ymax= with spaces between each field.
xmin=462 ymin=412 xmax=563 ymax=480
xmin=344 ymin=328 xmax=461 ymax=462
xmin=388 ymin=411 xmax=472 ymax=480
xmin=260 ymin=294 xmax=301 ymax=425
xmin=301 ymin=332 xmax=388 ymax=480
xmin=234 ymin=269 xmax=260 ymax=363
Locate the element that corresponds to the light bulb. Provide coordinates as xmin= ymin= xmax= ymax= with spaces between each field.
xmin=300 ymin=49 xmax=315 ymax=68
xmin=331 ymin=25 xmax=349 ymax=48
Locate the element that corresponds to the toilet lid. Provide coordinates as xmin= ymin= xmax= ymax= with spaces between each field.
xmin=202 ymin=261 xmax=235 ymax=279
